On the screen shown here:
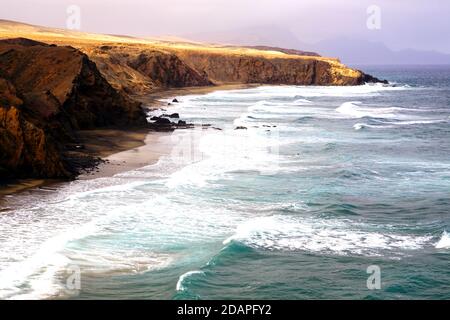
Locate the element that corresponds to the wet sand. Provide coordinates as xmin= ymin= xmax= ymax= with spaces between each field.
xmin=0 ymin=83 xmax=258 ymax=197
xmin=78 ymin=130 xmax=172 ymax=180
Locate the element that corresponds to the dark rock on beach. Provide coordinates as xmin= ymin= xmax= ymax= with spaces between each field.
xmin=161 ymin=113 xmax=179 ymax=118
xmin=153 ymin=117 xmax=171 ymax=125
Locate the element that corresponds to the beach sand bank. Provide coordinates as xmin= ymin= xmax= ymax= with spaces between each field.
xmin=0 ymin=129 xmax=171 ymax=196
xmin=0 ymin=84 xmax=257 ymax=197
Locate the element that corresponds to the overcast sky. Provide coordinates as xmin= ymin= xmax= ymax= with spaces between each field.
xmin=2 ymin=0 xmax=450 ymax=53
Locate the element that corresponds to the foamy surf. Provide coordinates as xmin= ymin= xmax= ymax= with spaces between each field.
xmin=435 ymin=231 xmax=450 ymax=249
xmin=337 ymin=102 xmax=401 ymax=119
xmin=0 ymin=222 xmax=98 ymax=299
xmin=176 ymin=270 xmax=205 ymax=292
xmin=224 ymin=216 xmax=434 ymax=257
xmin=2 ymin=74 xmax=450 ymax=299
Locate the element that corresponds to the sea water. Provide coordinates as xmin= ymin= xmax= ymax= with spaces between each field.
xmin=0 ymin=65 xmax=449 ymax=299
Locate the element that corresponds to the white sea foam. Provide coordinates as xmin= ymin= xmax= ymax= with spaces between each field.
xmin=163 ymin=84 xmax=411 ymax=114
xmin=391 ymin=119 xmax=448 ymax=126
xmin=247 ymin=101 xmax=304 ymax=115
xmin=224 ymin=216 xmax=433 ymax=257
xmin=0 ymin=222 xmax=99 ymax=299
xmin=0 ymin=83 xmax=440 ymax=299
xmin=293 ymin=98 xmax=313 ymax=104
xmin=209 ymin=83 xmax=410 ymax=99
xmin=176 ymin=270 xmax=204 ymax=291
xmin=435 ymin=231 xmax=450 ymax=249
xmin=336 ymin=101 xmax=402 ymax=119
xmin=354 ymin=119 xmax=448 ymax=130
xmin=354 ymin=123 xmax=370 ymax=130
xmin=166 ymin=127 xmax=286 ymax=188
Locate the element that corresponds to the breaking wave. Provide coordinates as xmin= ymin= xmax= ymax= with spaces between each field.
xmin=224 ymin=216 xmax=434 ymax=257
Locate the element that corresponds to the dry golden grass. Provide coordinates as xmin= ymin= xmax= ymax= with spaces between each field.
xmin=0 ymin=19 xmax=345 ymax=63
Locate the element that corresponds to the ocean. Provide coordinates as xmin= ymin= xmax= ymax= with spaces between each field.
xmin=0 ymin=65 xmax=449 ymax=299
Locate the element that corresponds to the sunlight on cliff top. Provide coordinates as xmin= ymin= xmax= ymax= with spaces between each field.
xmin=0 ymin=19 xmax=343 ymax=64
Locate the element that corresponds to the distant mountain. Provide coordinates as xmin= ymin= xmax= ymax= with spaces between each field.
xmin=183 ymin=25 xmax=309 ymax=50
xmin=311 ymin=37 xmax=450 ymax=65
xmin=184 ymin=26 xmax=450 ymax=65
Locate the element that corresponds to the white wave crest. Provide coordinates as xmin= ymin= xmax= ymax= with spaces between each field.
xmin=336 ymin=102 xmax=400 ymax=119
xmin=176 ymin=270 xmax=204 ymax=291
xmin=224 ymin=216 xmax=433 ymax=257
xmin=435 ymin=231 xmax=450 ymax=249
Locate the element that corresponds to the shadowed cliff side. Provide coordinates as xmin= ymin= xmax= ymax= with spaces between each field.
xmin=0 ymin=38 xmax=147 ymax=179
xmin=83 ymin=45 xmax=212 ymax=95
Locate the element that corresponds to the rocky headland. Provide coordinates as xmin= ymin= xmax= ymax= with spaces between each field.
xmin=0 ymin=20 xmax=387 ymax=180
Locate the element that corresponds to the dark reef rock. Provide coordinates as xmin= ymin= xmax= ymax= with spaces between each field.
xmin=360 ymin=72 xmax=389 ymax=85
xmin=153 ymin=117 xmax=171 ymax=125
xmin=161 ymin=113 xmax=179 ymax=118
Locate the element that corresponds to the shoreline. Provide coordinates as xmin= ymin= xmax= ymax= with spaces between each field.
xmin=77 ymin=130 xmax=171 ymax=180
xmin=135 ymin=83 xmax=260 ymax=109
xmin=0 ymin=83 xmax=255 ymax=198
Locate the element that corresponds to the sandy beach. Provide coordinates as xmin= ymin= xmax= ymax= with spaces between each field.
xmin=78 ymin=84 xmax=261 ymax=180
xmin=78 ymin=130 xmax=172 ymax=180
xmin=0 ymin=84 xmax=252 ymax=197
xmin=0 ymin=129 xmax=172 ymax=196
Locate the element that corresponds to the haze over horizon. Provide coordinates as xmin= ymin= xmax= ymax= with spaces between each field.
xmin=2 ymin=0 xmax=450 ymax=64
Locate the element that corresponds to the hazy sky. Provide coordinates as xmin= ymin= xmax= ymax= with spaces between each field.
xmin=2 ymin=0 xmax=450 ymax=53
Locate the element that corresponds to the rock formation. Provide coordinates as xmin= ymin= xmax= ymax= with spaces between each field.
xmin=173 ymin=50 xmax=385 ymax=86
xmin=0 ymin=38 xmax=147 ymax=179
xmin=79 ymin=43 xmax=385 ymax=95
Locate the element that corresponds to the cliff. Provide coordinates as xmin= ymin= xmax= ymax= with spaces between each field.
xmin=0 ymin=38 xmax=147 ymax=179
xmin=82 ymin=45 xmax=212 ymax=95
xmin=0 ymin=20 xmax=386 ymax=95
xmin=172 ymin=50 xmax=376 ymax=86
xmin=76 ymin=44 xmax=384 ymax=97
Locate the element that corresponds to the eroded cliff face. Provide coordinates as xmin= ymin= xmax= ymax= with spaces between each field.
xmin=0 ymin=105 xmax=70 ymax=178
xmin=0 ymin=38 xmax=147 ymax=179
xmin=79 ymin=44 xmax=383 ymax=94
xmin=128 ymin=51 xmax=212 ymax=88
xmin=82 ymin=45 xmax=213 ymax=95
xmin=173 ymin=50 xmax=376 ymax=86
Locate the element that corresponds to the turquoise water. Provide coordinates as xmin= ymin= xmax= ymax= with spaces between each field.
xmin=0 ymin=66 xmax=449 ymax=299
